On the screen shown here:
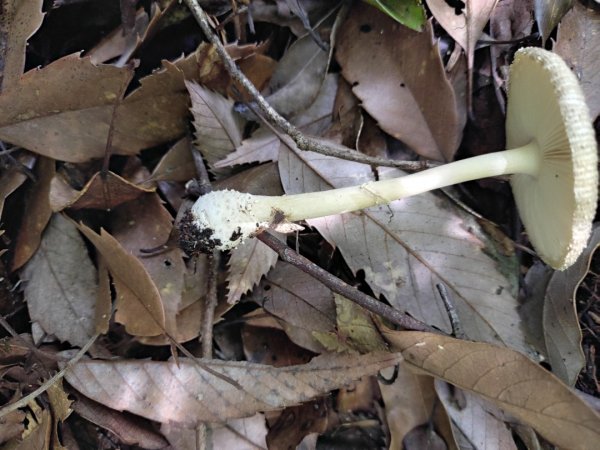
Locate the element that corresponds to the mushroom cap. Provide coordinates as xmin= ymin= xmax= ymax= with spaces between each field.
xmin=507 ymin=47 xmax=598 ymax=270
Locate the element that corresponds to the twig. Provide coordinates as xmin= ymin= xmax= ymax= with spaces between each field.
xmin=436 ymin=283 xmax=465 ymax=339
xmin=0 ymin=333 xmax=99 ymax=418
xmin=183 ymin=0 xmax=438 ymax=172
xmin=256 ymin=232 xmax=438 ymax=333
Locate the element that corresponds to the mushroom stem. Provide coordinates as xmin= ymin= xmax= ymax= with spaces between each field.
xmin=278 ymin=142 xmax=540 ymax=222
xmin=184 ymin=141 xmax=542 ymax=254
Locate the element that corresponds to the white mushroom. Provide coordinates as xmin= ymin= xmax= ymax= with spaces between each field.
xmin=180 ymin=47 xmax=598 ymax=270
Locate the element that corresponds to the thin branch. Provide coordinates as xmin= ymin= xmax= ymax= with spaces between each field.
xmin=256 ymin=232 xmax=438 ymax=333
xmin=183 ymin=0 xmax=438 ymax=172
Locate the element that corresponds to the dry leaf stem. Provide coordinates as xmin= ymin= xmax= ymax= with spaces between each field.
xmin=183 ymin=0 xmax=437 ymax=172
xmin=256 ymin=232 xmax=437 ymax=333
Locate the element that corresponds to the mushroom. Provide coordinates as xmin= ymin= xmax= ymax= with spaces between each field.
xmin=180 ymin=47 xmax=598 ymax=270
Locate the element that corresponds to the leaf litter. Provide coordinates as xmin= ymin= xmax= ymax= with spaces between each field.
xmin=1 ymin=1 xmax=599 ymax=448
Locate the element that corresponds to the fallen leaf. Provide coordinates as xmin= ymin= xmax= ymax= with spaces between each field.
xmin=336 ymin=4 xmax=464 ymax=161
xmin=0 ymin=0 xmax=44 ymax=90
xmin=279 ymin=146 xmax=529 ymax=353
xmin=379 ymin=363 xmax=456 ymax=449
xmin=543 ymin=227 xmax=600 ymax=385
xmin=11 ymin=157 xmax=54 ymax=270
xmin=22 ymin=214 xmax=97 ymax=347
xmin=382 ymin=329 xmax=600 ymax=449
xmin=149 ymin=137 xmax=196 ymax=183
xmin=535 ymin=0 xmax=574 ymax=43
xmin=111 ymin=193 xmax=196 ymax=344
xmin=187 ymin=80 xmax=244 ymax=169
xmin=250 ymin=261 xmax=337 ymax=353
xmin=77 ymin=223 xmax=165 ymax=337
xmin=49 ymin=170 xmax=155 ymax=211
xmin=0 ymin=50 xmax=201 ymax=163
xmin=555 ymin=1 xmax=600 ymax=120
xmin=65 ymin=351 xmax=402 ymax=425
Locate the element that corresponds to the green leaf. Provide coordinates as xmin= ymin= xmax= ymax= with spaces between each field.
xmin=363 ymin=0 xmax=426 ymax=31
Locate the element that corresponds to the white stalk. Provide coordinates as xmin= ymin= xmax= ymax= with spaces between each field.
xmin=188 ymin=142 xmax=540 ymax=252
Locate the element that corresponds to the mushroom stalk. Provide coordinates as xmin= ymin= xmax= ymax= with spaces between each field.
xmin=184 ymin=142 xmax=540 ymax=253
xmin=272 ymin=142 xmax=540 ymax=222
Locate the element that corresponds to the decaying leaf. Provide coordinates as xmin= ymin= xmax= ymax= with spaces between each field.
xmin=336 ymin=4 xmax=464 ymax=161
xmin=543 ymin=227 xmax=600 ymax=385
xmin=149 ymin=137 xmax=196 ymax=183
xmin=555 ymin=1 xmax=600 ymax=120
xmin=65 ymin=351 xmax=402 ymax=425
xmin=22 ymin=214 xmax=97 ymax=347
xmin=77 ymin=222 xmax=165 ymax=337
xmin=382 ymin=329 xmax=600 ymax=449
xmin=279 ymin=146 xmax=528 ymax=353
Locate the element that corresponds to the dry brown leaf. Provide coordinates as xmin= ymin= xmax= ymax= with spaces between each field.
xmin=555 ymin=1 xmax=600 ymax=120
xmin=543 ymin=227 xmax=600 ymax=385
xmin=0 ymin=54 xmax=135 ymax=162
xmin=0 ymin=0 xmax=44 ymax=90
xmin=0 ymin=51 xmax=200 ymax=163
xmin=65 ymin=352 xmax=402 ymax=425
xmin=382 ymin=329 xmax=600 ymax=449
xmin=379 ymin=364 xmax=456 ymax=450
xmin=279 ymin=147 xmax=528 ymax=353
xmin=49 ymin=170 xmax=155 ymax=212
xmin=95 ymin=257 xmax=111 ymax=334
xmin=11 ymin=157 xmax=54 ymax=271
xmin=250 ymin=261 xmax=337 ymax=353
xmin=10 ymin=402 xmax=52 ymax=449
xmin=77 ymin=222 xmax=165 ymax=337
xmin=149 ymin=137 xmax=196 ymax=183
xmin=187 ymin=80 xmax=244 ymax=170
xmin=110 ymin=193 xmax=198 ymax=344
xmin=47 ymin=380 xmax=72 ymax=450
xmin=212 ymin=415 xmax=268 ymax=450
xmin=242 ymin=325 xmax=314 ymax=367
xmin=436 ymin=381 xmax=517 ymax=449
xmin=336 ymin=4 xmax=464 ymax=161
xmin=22 ymin=214 xmax=97 ymax=347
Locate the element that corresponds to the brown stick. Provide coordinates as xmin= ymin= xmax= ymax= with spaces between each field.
xmin=256 ymin=232 xmax=438 ymax=333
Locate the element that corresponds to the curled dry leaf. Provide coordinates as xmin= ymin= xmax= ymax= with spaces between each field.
xmin=543 ymin=226 xmax=600 ymax=386
xmin=0 ymin=0 xmax=44 ymax=90
xmin=23 ymin=214 xmax=97 ymax=347
xmin=65 ymin=352 xmax=402 ymax=425
xmin=77 ymin=222 xmax=165 ymax=337
xmin=336 ymin=3 xmax=464 ymax=161
xmin=49 ymin=170 xmax=154 ymax=212
xmin=382 ymin=329 xmax=600 ymax=449
xmin=0 ymin=152 xmax=36 ymax=217
xmin=535 ymin=0 xmax=574 ymax=43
